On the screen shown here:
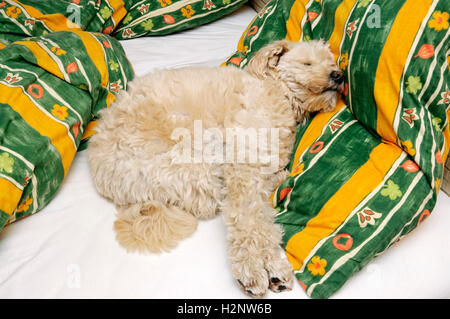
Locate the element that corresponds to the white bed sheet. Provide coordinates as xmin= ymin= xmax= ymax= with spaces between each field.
xmin=1 ymin=5 xmax=449 ymax=299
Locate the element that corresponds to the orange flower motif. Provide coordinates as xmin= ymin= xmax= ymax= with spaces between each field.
xmin=229 ymin=57 xmax=242 ymax=66
xmin=17 ymin=197 xmax=33 ymax=213
xmin=428 ymin=11 xmax=449 ymax=31
xmin=51 ymin=104 xmax=69 ymax=121
xmin=307 ymin=256 xmax=327 ymax=276
xmin=6 ymin=6 xmax=21 ymax=19
xmin=181 ymin=5 xmax=195 ymax=19
xmin=158 ymin=0 xmax=172 ymax=7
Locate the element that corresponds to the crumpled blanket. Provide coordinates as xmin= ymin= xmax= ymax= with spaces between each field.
xmin=0 ymin=2 xmax=135 ymax=228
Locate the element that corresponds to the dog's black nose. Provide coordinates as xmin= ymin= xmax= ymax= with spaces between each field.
xmin=330 ymin=71 xmax=344 ymax=84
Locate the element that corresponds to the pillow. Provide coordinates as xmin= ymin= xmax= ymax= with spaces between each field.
xmin=0 ymin=0 xmax=248 ymax=41
xmin=0 ymin=30 xmax=134 ymax=229
xmin=113 ymin=0 xmax=248 ymax=39
xmin=225 ymin=0 xmax=449 ymax=298
xmin=0 ymin=0 xmax=129 ymax=41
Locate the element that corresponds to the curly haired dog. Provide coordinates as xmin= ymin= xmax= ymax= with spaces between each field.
xmin=87 ymin=40 xmax=344 ymax=297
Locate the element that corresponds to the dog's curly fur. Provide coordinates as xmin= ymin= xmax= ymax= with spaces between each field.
xmin=87 ymin=40 xmax=343 ymax=297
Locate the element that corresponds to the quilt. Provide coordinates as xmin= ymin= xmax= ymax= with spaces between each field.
xmin=225 ymin=0 xmax=450 ymax=298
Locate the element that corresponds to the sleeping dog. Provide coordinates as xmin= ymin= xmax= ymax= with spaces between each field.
xmin=87 ymin=40 xmax=344 ymax=297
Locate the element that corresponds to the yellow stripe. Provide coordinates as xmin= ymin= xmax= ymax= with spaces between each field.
xmin=0 ymin=84 xmax=76 ymax=175
xmin=81 ymin=92 xmax=115 ymax=141
xmin=285 ymin=142 xmax=403 ymax=270
xmin=443 ymin=109 xmax=450 ymax=164
xmin=291 ymin=99 xmax=346 ymax=169
xmin=81 ymin=120 xmax=98 ymax=141
xmin=0 ymin=43 xmax=6 ymax=50
xmin=374 ymin=0 xmax=433 ymax=144
xmin=0 ymin=178 xmax=23 ymax=215
xmin=18 ymin=31 xmax=109 ymax=89
xmin=107 ymin=91 xmax=116 ymax=106
xmin=109 ymin=0 xmax=128 ymax=25
xmin=15 ymin=40 xmax=65 ymax=81
xmin=16 ymin=1 xmax=82 ymax=31
xmin=285 ymin=0 xmax=310 ymax=42
xmin=328 ymin=0 xmax=357 ymax=61
xmin=70 ymin=31 xmax=109 ymax=89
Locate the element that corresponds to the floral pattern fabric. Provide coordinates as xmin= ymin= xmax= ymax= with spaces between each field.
xmin=0 ymin=0 xmax=248 ymax=44
xmin=0 ymin=24 xmax=134 ymax=228
xmin=113 ymin=0 xmax=247 ymax=40
xmin=226 ymin=0 xmax=449 ymax=298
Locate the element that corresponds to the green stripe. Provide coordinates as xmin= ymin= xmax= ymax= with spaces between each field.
xmin=300 ymin=0 xmax=320 ymax=41
xmin=309 ymin=172 xmax=436 ymax=298
xmin=225 ymin=0 xmax=295 ymax=68
xmin=345 ymin=0 xmax=407 ymax=125
xmin=277 ymin=119 xmax=381 ymax=245
xmin=298 ymin=157 xmax=431 ymax=298
xmin=113 ymin=0 xmax=248 ymax=39
xmin=0 ymin=210 xmax=10 ymax=230
xmin=309 ymin=0 xmax=345 ymax=42
xmin=0 ymin=103 xmax=65 ymax=218
xmin=395 ymin=1 xmax=449 ymax=189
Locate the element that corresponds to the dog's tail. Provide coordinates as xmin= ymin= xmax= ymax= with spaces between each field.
xmin=114 ymin=201 xmax=198 ymax=253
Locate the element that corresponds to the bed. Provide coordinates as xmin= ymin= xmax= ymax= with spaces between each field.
xmin=0 ymin=4 xmax=449 ymax=299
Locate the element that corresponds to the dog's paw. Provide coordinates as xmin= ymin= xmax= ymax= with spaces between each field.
xmin=236 ymin=278 xmax=268 ymax=298
xmin=265 ymin=253 xmax=294 ymax=293
xmin=232 ymin=251 xmax=294 ymax=297
xmin=233 ymin=261 xmax=269 ymax=298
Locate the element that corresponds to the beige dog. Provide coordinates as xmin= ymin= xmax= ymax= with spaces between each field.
xmin=87 ymin=40 xmax=344 ymax=297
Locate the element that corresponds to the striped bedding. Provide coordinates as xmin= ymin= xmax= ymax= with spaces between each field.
xmin=225 ymin=0 xmax=449 ymax=298
xmin=0 ymin=0 xmax=248 ymax=44
xmin=0 ymin=30 xmax=134 ymax=228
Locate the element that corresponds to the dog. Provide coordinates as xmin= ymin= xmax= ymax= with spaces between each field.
xmin=87 ymin=39 xmax=344 ymax=297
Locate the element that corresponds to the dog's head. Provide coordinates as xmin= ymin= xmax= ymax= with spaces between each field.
xmin=245 ymin=40 xmax=344 ymax=122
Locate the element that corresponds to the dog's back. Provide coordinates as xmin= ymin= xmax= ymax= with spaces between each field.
xmin=87 ymin=66 xmax=284 ymax=253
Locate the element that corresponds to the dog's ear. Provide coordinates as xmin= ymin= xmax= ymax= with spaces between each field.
xmin=245 ymin=40 xmax=293 ymax=78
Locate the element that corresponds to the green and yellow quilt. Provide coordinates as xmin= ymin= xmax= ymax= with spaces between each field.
xmin=225 ymin=0 xmax=449 ymax=298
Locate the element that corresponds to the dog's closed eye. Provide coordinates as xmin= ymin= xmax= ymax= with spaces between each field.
xmin=303 ymin=62 xmax=312 ymax=66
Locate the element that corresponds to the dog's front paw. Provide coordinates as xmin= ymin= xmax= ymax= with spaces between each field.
xmin=232 ymin=251 xmax=294 ymax=297
xmin=233 ymin=261 xmax=269 ymax=298
xmin=265 ymin=253 xmax=294 ymax=293
xmin=236 ymin=279 xmax=268 ymax=298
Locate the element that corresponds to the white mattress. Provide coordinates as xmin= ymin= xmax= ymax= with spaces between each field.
xmin=1 ymin=5 xmax=449 ymax=299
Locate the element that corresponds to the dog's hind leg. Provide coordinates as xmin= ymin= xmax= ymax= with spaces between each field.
xmin=113 ymin=201 xmax=198 ymax=253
